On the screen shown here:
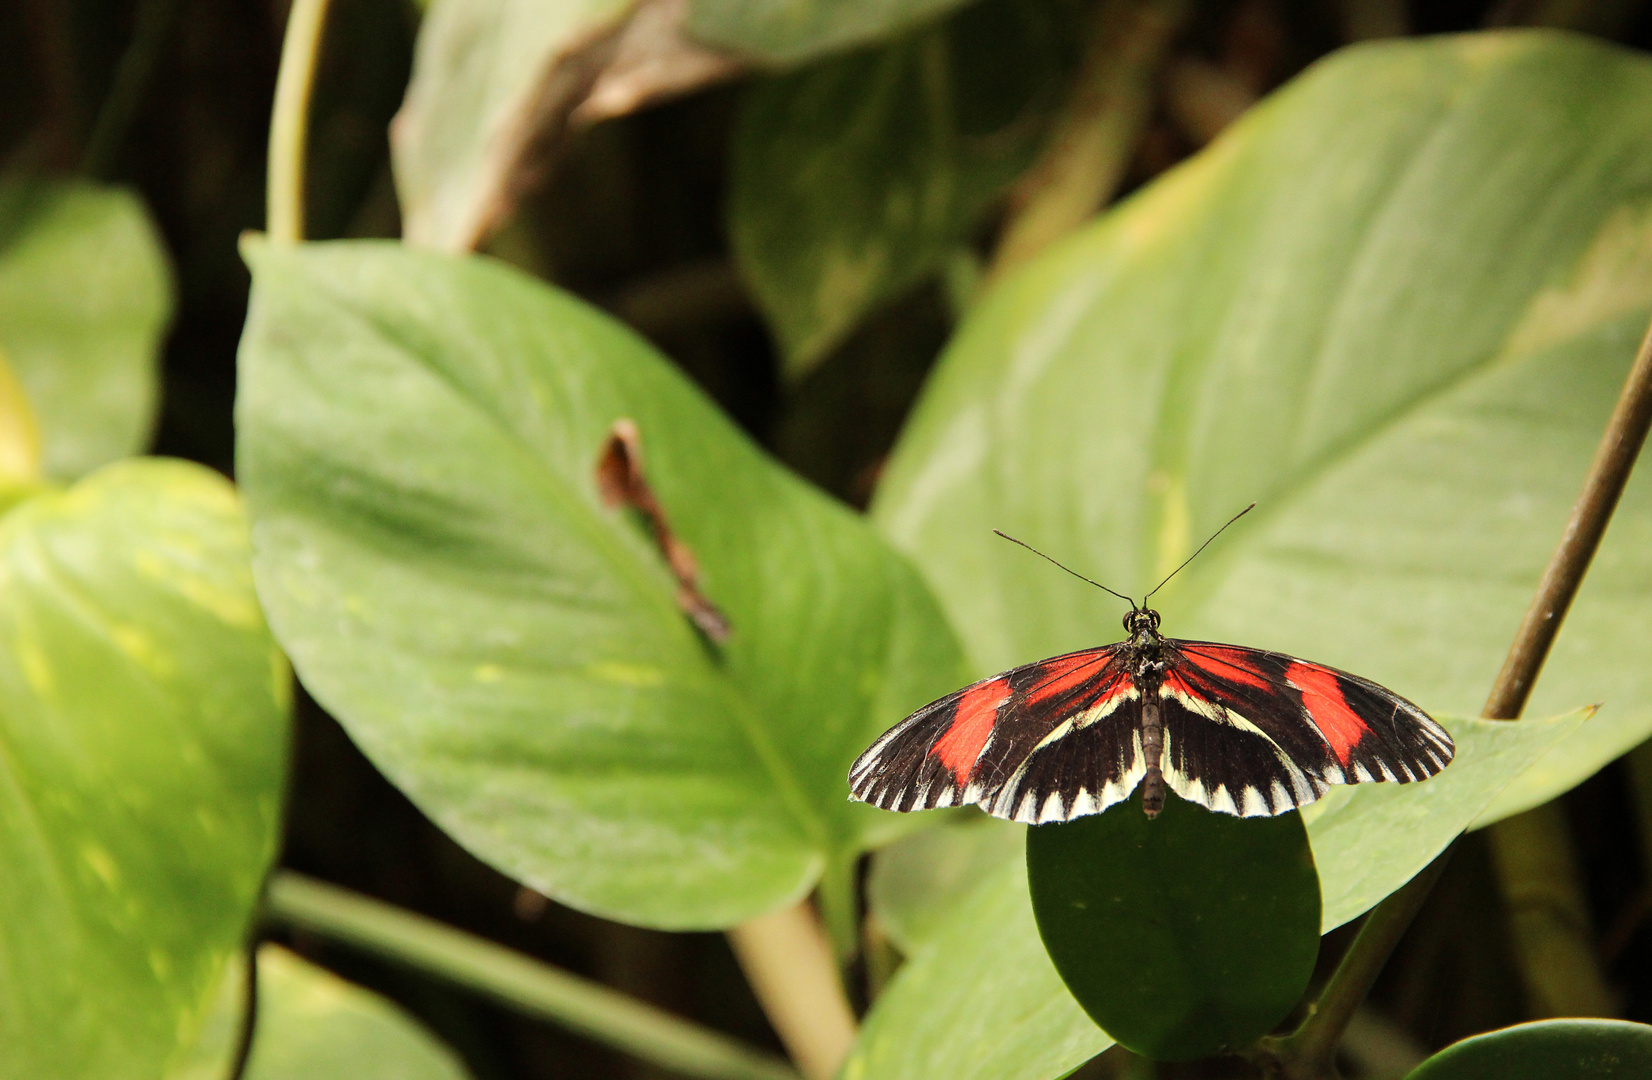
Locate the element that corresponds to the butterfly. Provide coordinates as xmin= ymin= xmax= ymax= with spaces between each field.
xmin=848 ymin=510 xmax=1454 ymax=823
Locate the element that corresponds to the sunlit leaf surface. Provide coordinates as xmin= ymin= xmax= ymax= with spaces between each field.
xmin=237 ymin=240 xmax=964 ymax=929
xmin=0 ymin=460 xmax=288 ymax=1080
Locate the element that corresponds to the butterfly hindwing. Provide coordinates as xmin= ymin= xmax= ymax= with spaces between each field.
xmin=848 ymin=647 xmax=1147 ymax=823
xmin=1157 ymin=641 xmax=1454 ymax=817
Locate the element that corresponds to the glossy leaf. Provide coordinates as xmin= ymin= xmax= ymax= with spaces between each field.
xmin=392 ymin=0 xmax=630 ymax=251
xmin=842 ymin=853 xmax=1111 ymax=1080
xmin=875 ymin=30 xmax=1652 ymax=865
xmin=0 ymin=459 xmax=289 ymax=1080
xmin=729 ymin=0 xmax=1082 ymax=375
xmin=1028 ymin=797 xmax=1318 ymax=1060
xmin=0 ymin=174 xmax=172 ymax=478
xmin=170 ymin=947 xmax=473 ymax=1080
xmin=690 ymin=0 xmax=975 ymax=66
xmin=1404 ymin=1019 xmax=1652 ymax=1080
xmin=236 ymin=239 xmax=964 ymax=930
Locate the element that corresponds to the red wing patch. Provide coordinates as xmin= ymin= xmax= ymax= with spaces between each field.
xmin=932 ymin=679 xmax=1013 ymax=781
xmin=1283 ymin=660 xmax=1366 ymax=766
xmin=847 ymin=646 xmax=1144 ymax=822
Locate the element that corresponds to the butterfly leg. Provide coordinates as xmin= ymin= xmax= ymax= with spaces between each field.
xmin=1140 ymin=698 xmax=1165 ymax=817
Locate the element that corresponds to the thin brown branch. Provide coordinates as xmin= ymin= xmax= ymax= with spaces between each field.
xmin=596 ymin=419 xmax=731 ymax=642
xmin=1483 ymin=317 xmax=1652 ymax=719
xmin=1251 ymin=309 xmax=1652 ymax=1077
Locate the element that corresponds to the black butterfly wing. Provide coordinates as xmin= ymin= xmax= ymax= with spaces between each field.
xmin=1156 ymin=640 xmax=1455 ymax=817
xmin=848 ymin=646 xmax=1148 ymax=824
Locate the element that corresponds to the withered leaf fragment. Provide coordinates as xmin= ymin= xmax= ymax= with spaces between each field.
xmin=595 ymin=418 xmax=732 ymax=644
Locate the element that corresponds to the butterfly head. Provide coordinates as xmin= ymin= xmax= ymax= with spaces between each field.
xmin=1124 ymin=607 xmax=1161 ymax=639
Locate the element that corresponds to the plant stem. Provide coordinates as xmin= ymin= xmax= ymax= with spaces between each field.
xmin=1252 ymin=311 xmax=1652 ymax=1077
xmin=265 ymin=872 xmax=800 ymax=1080
xmin=80 ymin=0 xmax=183 ymax=179
xmin=266 ymin=0 xmax=333 ymax=245
xmin=988 ymin=0 xmax=1189 ymax=281
xmin=1253 ymin=852 xmax=1450 ymax=1078
xmin=726 ymin=901 xmax=859 ymax=1080
xmin=1482 ymin=318 xmax=1652 ymax=721
xmin=225 ymin=941 xmax=260 ymax=1080
xmin=1487 ymin=802 xmax=1617 ymax=1016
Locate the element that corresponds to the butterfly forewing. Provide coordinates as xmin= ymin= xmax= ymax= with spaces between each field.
xmin=849 ymin=635 xmax=1454 ymax=822
xmin=848 ymin=646 xmax=1149 ymax=824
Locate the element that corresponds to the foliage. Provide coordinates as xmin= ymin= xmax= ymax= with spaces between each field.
xmin=9 ymin=3 xmax=1652 ymax=1080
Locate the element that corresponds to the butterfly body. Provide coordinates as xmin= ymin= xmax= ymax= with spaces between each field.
xmin=849 ymin=606 xmax=1454 ymax=823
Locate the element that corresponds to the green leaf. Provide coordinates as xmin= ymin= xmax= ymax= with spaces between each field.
xmin=170 ymin=946 xmax=473 ymax=1080
xmin=0 ymin=174 xmax=172 ymax=479
xmin=843 ymin=852 xmax=1112 ymax=1080
xmin=0 ymin=458 xmax=289 ymax=1080
xmin=730 ymin=0 xmax=1082 ymax=377
xmin=1404 ymin=1019 xmax=1652 ymax=1080
xmin=1307 ymin=710 xmax=1590 ymax=930
xmin=249 ymin=947 xmax=474 ymax=1080
xmin=392 ymin=0 xmax=631 ymax=251
xmin=236 ymin=239 xmax=965 ymax=930
xmin=689 ymin=0 xmax=977 ymax=66
xmin=1470 ymin=701 xmax=1652 ymax=826
xmin=875 ymin=30 xmax=1652 ymax=870
xmin=866 ymin=812 xmax=1021 ymax=953
xmin=1027 ymin=797 xmax=1319 ymax=1061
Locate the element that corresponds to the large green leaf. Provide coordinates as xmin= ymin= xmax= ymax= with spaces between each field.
xmin=875 ymin=30 xmax=1652 ymax=844
xmin=170 ymin=947 xmax=473 ymax=1080
xmin=1027 ymin=798 xmax=1320 ymax=1061
xmin=689 ymin=0 xmax=975 ymax=66
xmin=0 ymin=175 xmax=172 ymax=479
xmin=729 ymin=0 xmax=1081 ymax=374
xmin=0 ymin=459 xmax=289 ymax=1080
xmin=1404 ymin=1019 xmax=1652 ymax=1080
xmin=236 ymin=240 xmax=964 ymax=930
xmin=842 ymin=853 xmax=1111 ymax=1080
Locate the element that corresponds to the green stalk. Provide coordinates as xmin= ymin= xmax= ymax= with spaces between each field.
xmin=265 ymin=873 xmax=800 ymax=1080
xmin=266 ymin=0 xmax=334 ymax=244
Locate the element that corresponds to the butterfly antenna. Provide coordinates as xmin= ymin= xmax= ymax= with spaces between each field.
xmin=1142 ymin=502 xmax=1256 ymax=602
xmin=993 ymin=530 xmax=1137 ymax=607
